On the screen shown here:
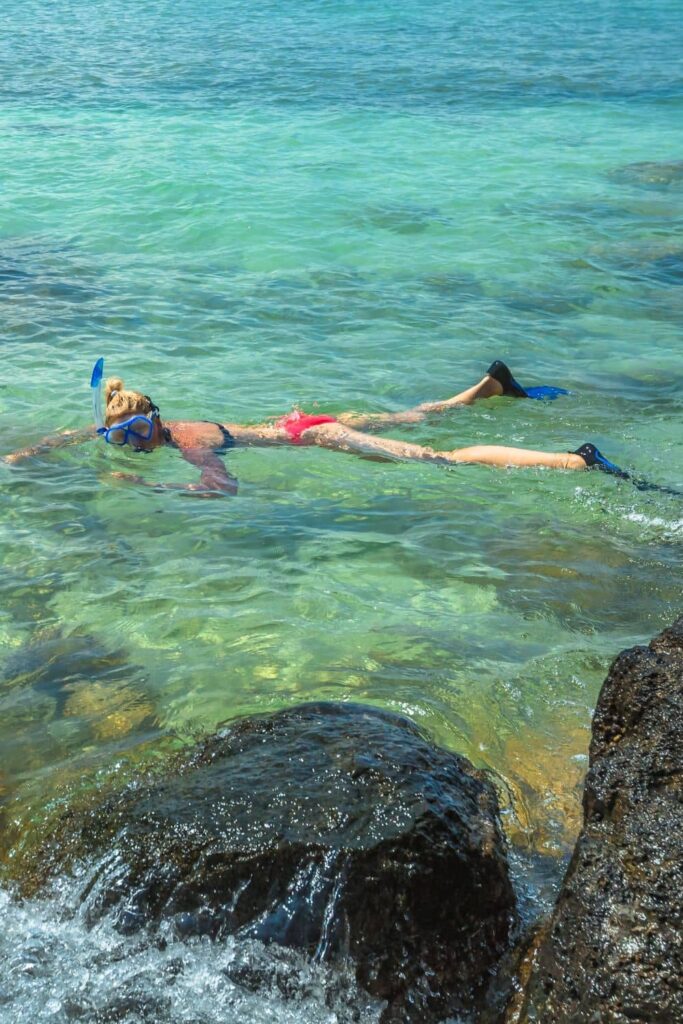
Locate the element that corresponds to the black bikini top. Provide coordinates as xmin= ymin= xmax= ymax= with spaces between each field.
xmin=209 ymin=422 xmax=235 ymax=453
xmin=163 ymin=421 xmax=234 ymax=453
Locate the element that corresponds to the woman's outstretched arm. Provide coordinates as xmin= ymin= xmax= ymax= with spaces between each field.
xmin=3 ymin=427 xmax=96 ymax=465
xmin=178 ymin=447 xmax=239 ymax=494
xmin=112 ymin=447 xmax=238 ymax=496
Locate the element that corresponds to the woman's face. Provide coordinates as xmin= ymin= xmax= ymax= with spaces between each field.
xmin=106 ymin=413 xmax=162 ymax=452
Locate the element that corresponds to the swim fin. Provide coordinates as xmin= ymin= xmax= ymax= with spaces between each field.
xmin=525 ymin=385 xmax=570 ymax=401
xmin=487 ymin=361 xmax=569 ymax=400
xmin=573 ymin=443 xmax=630 ymax=479
xmin=573 ymin=442 xmax=682 ymax=496
xmin=487 ymin=360 xmax=528 ymax=398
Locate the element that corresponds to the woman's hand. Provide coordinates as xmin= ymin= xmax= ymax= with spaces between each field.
xmin=110 ymin=471 xmax=235 ymax=497
xmin=111 ymin=471 xmax=147 ymax=485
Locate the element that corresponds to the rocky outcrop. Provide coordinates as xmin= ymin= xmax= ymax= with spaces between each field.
xmin=505 ymin=617 xmax=683 ymax=1024
xmin=23 ymin=702 xmax=517 ymax=1023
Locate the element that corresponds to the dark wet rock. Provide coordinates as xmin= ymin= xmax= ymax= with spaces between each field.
xmin=609 ymin=159 xmax=683 ymax=187
xmin=504 ymin=617 xmax=683 ymax=1024
xmin=19 ymin=702 xmax=517 ymax=1023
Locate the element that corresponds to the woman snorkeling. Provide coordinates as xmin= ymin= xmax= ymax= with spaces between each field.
xmin=4 ymin=359 xmax=626 ymax=496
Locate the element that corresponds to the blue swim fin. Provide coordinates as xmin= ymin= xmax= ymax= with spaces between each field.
xmin=573 ymin=443 xmax=630 ymax=478
xmin=487 ymin=361 xmax=569 ymax=401
xmin=525 ymin=385 xmax=570 ymax=401
xmin=573 ymin=443 xmax=683 ymax=496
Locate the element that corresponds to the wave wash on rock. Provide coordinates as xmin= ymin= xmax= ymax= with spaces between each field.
xmin=12 ymin=702 xmax=517 ymax=1023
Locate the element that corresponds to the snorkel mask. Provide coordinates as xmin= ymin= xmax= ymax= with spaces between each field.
xmin=90 ymin=357 xmax=159 ymax=448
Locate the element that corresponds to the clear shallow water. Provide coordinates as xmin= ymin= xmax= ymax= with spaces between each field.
xmin=1 ymin=0 xmax=682 ymax=1017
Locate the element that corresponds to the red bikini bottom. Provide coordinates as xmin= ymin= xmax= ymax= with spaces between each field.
xmin=276 ymin=410 xmax=338 ymax=443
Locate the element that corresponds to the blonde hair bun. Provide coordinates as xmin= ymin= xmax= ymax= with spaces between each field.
xmin=103 ymin=377 xmax=156 ymax=427
xmin=105 ymin=377 xmax=125 ymax=405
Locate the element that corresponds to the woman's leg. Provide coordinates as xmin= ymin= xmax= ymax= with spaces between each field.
xmin=303 ymin=422 xmax=586 ymax=470
xmin=446 ymin=445 xmax=586 ymax=470
xmin=336 ymin=373 xmax=504 ymax=431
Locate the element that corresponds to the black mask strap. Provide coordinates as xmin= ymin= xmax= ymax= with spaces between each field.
xmin=143 ymin=396 xmax=160 ymax=418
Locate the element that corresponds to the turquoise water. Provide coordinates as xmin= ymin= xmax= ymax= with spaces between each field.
xmin=0 ymin=0 xmax=682 ymax=1016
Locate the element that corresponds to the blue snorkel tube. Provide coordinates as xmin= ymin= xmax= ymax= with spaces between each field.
xmin=90 ymin=357 xmax=106 ymax=436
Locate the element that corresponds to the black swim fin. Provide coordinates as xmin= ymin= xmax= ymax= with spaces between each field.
xmin=573 ymin=442 xmax=682 ymax=497
xmin=487 ymin=360 xmax=528 ymax=398
xmin=572 ymin=443 xmax=630 ymax=479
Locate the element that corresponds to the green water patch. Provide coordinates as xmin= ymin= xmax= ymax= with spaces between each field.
xmin=6 ymin=459 xmax=657 ymax=859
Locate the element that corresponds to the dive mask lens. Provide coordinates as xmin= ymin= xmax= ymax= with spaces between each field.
xmin=127 ymin=415 xmax=155 ymax=440
xmin=104 ymin=415 xmax=154 ymax=446
xmin=106 ymin=426 xmax=129 ymax=446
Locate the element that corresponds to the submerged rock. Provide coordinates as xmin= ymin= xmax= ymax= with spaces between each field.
xmin=21 ymin=702 xmax=517 ymax=1023
xmin=609 ymin=159 xmax=683 ymax=187
xmin=585 ymin=238 xmax=683 ymax=287
xmin=505 ymin=618 xmax=683 ymax=1024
